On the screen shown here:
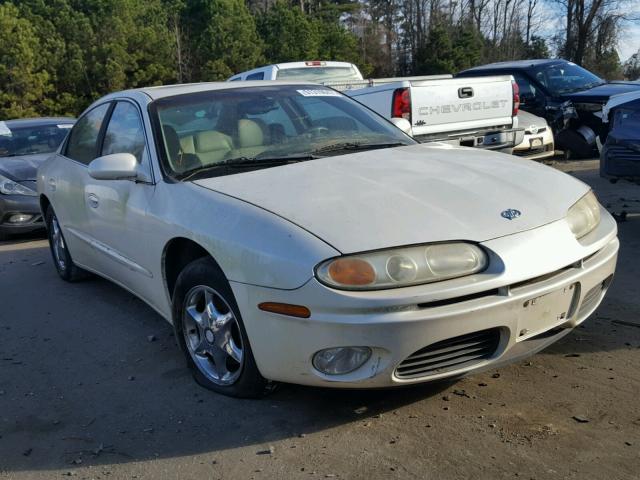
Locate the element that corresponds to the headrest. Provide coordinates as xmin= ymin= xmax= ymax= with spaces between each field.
xmin=238 ymin=119 xmax=264 ymax=148
xmin=194 ymin=131 xmax=232 ymax=153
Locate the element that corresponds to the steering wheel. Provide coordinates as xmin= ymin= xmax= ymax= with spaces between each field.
xmin=307 ymin=126 xmax=330 ymax=138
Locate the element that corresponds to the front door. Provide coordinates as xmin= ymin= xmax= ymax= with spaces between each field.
xmin=83 ymin=100 xmax=157 ymax=300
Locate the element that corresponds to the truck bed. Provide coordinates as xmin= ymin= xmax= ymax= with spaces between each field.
xmin=339 ymin=75 xmax=516 ymax=137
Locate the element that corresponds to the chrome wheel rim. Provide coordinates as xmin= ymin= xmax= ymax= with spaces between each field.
xmin=51 ymin=215 xmax=67 ymax=271
xmin=182 ymin=285 xmax=244 ymax=386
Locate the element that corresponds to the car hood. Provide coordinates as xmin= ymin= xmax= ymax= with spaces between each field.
xmin=517 ymin=110 xmax=548 ymax=132
xmin=0 ymin=153 xmax=51 ymax=182
xmin=194 ymin=144 xmax=589 ymax=253
xmin=564 ymin=82 xmax=640 ymax=104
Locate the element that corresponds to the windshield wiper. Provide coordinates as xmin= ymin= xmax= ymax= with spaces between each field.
xmin=312 ymin=142 xmax=407 ymax=154
xmin=178 ymin=154 xmax=317 ymax=182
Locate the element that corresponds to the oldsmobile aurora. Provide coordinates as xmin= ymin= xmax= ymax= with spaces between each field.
xmin=37 ymin=83 xmax=618 ymax=397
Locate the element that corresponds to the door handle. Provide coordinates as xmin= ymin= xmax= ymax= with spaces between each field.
xmin=48 ymin=177 xmax=56 ymax=192
xmin=87 ymin=193 xmax=99 ymax=209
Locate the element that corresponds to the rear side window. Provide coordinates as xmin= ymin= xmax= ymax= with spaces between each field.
xmin=101 ymin=101 xmax=146 ymax=162
xmin=65 ymin=103 xmax=110 ymax=165
xmin=512 ymin=73 xmax=542 ymax=104
xmin=246 ymin=72 xmax=265 ymax=80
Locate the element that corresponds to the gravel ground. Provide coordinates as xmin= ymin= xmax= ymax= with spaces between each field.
xmin=0 ymin=159 xmax=639 ymax=480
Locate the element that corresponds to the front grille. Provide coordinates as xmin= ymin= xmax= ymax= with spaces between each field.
xmin=395 ymin=328 xmax=501 ymax=379
xmin=606 ymin=145 xmax=640 ymax=163
xmin=524 ymin=126 xmax=547 ymax=134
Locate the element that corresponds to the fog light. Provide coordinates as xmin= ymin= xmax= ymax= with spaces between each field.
xmin=8 ymin=214 xmax=33 ymax=224
xmin=312 ymin=347 xmax=372 ymax=375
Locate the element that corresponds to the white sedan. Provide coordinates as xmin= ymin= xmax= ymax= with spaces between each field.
xmin=513 ymin=110 xmax=555 ymax=160
xmin=37 ymin=82 xmax=618 ymax=397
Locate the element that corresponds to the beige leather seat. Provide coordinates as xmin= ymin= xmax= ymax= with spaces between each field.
xmin=235 ymin=119 xmax=268 ymax=158
xmin=191 ymin=131 xmax=233 ymax=165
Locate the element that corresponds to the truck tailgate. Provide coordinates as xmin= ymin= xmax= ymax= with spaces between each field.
xmin=410 ymin=75 xmax=514 ymax=137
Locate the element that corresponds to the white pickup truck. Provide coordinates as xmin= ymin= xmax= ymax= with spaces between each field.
xmin=229 ymin=61 xmax=524 ymax=151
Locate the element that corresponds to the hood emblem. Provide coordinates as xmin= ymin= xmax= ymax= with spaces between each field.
xmin=501 ymin=209 xmax=521 ymax=220
xmin=529 ymin=125 xmax=539 ymax=134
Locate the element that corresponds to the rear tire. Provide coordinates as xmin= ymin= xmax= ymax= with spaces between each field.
xmin=172 ymin=257 xmax=274 ymax=398
xmin=45 ymin=206 xmax=89 ymax=282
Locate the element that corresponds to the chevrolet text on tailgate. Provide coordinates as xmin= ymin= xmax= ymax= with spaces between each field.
xmin=229 ymin=61 xmax=524 ymax=152
xmin=39 ymin=82 xmax=617 ymax=398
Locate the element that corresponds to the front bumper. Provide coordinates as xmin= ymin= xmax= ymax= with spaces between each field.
xmin=513 ymin=127 xmax=555 ymax=160
xmin=0 ymin=194 xmax=44 ymax=236
xmin=232 ymin=213 xmax=618 ymax=388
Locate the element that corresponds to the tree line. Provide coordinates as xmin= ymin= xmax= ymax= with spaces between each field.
xmin=0 ymin=0 xmax=637 ymax=119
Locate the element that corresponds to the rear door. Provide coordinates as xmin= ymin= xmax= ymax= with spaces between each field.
xmin=410 ymin=76 xmax=514 ymax=136
xmin=49 ymin=103 xmax=112 ymax=268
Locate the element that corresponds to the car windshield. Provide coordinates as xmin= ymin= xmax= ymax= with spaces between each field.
xmin=152 ymin=85 xmax=415 ymax=180
xmin=276 ymin=67 xmax=362 ymax=82
xmin=533 ymin=62 xmax=605 ymax=95
xmin=0 ymin=121 xmax=73 ymax=157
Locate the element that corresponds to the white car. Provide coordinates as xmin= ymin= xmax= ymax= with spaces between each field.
xmin=513 ymin=110 xmax=555 ymax=160
xmin=37 ymin=82 xmax=618 ymax=398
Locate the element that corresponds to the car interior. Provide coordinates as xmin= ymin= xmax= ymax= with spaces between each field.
xmin=159 ymin=94 xmax=365 ymax=174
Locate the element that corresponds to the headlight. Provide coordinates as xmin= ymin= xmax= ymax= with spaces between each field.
xmin=0 ymin=174 xmax=37 ymax=196
xmin=315 ymin=242 xmax=488 ymax=290
xmin=567 ymin=191 xmax=600 ymax=239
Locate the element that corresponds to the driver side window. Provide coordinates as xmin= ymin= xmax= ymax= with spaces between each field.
xmin=101 ymin=101 xmax=146 ymax=163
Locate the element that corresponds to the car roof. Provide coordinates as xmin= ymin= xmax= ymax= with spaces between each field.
xmin=463 ymin=59 xmax=569 ymax=72
xmin=102 ymin=81 xmax=328 ymax=101
xmin=2 ymin=117 xmax=75 ymax=127
xmin=273 ymin=61 xmax=356 ymax=70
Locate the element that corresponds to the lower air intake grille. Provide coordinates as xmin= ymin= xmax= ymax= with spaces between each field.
xmin=395 ymin=328 xmax=501 ymax=379
xmin=578 ymin=281 xmax=607 ymax=318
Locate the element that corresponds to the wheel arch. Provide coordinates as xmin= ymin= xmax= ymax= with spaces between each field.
xmin=39 ymin=194 xmax=51 ymax=221
xmin=162 ymin=237 xmax=225 ymax=301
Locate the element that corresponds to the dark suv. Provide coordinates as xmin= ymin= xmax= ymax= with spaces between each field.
xmin=457 ymin=59 xmax=640 ymax=157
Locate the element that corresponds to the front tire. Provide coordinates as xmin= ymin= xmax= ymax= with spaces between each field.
xmin=172 ymin=257 xmax=273 ymax=398
xmin=45 ymin=207 xmax=88 ymax=282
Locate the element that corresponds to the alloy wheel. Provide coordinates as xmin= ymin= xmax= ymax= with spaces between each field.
xmin=182 ymin=285 xmax=244 ymax=385
xmin=51 ymin=215 xmax=67 ymax=271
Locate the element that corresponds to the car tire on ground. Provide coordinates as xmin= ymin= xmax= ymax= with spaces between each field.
xmin=172 ymin=257 xmax=274 ymax=398
xmin=45 ymin=206 xmax=89 ymax=282
xmin=556 ymin=128 xmax=597 ymax=159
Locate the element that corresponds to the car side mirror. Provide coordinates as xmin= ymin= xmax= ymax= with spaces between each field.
xmin=390 ymin=117 xmax=413 ymax=137
xmin=88 ymin=153 xmax=139 ymax=181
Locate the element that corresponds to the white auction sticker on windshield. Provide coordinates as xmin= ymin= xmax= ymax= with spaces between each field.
xmin=297 ymin=89 xmax=340 ymax=97
xmin=0 ymin=121 xmax=12 ymax=136
xmin=57 ymin=124 xmax=73 ymax=129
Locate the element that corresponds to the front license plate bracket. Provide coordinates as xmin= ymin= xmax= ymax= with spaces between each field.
xmin=517 ymin=283 xmax=579 ymax=341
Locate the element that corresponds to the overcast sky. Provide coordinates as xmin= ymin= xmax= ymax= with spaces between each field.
xmin=619 ymin=22 xmax=640 ymax=61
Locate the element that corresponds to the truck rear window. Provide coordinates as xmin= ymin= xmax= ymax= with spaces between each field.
xmin=276 ymin=67 xmax=361 ymax=83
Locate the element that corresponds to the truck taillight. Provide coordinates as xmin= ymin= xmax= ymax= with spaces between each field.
xmin=512 ymin=80 xmax=520 ymax=116
xmin=392 ymin=88 xmax=411 ymax=121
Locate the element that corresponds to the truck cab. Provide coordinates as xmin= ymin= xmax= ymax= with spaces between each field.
xmin=228 ymin=61 xmax=364 ymax=83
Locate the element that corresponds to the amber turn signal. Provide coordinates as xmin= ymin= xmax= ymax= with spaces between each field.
xmin=327 ymin=258 xmax=376 ymax=286
xmin=258 ymin=302 xmax=311 ymax=318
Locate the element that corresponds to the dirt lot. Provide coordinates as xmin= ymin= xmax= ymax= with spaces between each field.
xmin=0 ymin=159 xmax=639 ymax=480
